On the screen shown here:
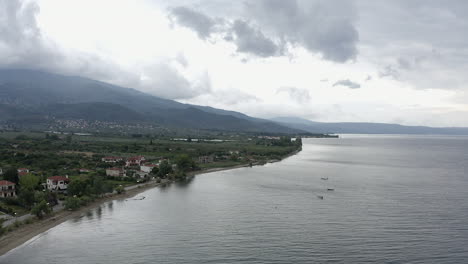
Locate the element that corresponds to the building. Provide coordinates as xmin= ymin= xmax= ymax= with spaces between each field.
xmin=102 ymin=156 xmax=123 ymax=163
xmin=0 ymin=180 xmax=16 ymax=198
xmin=106 ymin=167 xmax=125 ymax=177
xmin=125 ymin=156 xmax=146 ymax=167
xmin=47 ymin=176 xmax=70 ymax=191
xmin=79 ymin=168 xmax=91 ymax=173
xmin=0 ymin=168 xmax=3 ymax=175
xmin=134 ymin=171 xmax=149 ymax=179
xmin=198 ymin=155 xmax=214 ymax=163
xmin=140 ymin=163 xmax=158 ymax=173
xmin=17 ymin=168 xmax=29 ymax=177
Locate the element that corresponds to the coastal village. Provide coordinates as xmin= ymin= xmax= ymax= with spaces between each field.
xmin=0 ymin=132 xmax=302 ymax=236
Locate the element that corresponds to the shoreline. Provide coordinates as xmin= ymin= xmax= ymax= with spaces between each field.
xmin=0 ymin=148 xmax=301 ymax=257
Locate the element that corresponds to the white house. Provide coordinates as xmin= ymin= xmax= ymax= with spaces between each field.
xmin=106 ymin=167 xmax=125 ymax=177
xmin=0 ymin=180 xmax=16 ymax=198
xmin=102 ymin=156 xmax=123 ymax=163
xmin=47 ymin=176 xmax=69 ymax=191
xmin=140 ymin=163 xmax=158 ymax=173
xmin=125 ymin=156 xmax=146 ymax=167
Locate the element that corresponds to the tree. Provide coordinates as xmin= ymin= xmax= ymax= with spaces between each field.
xmin=157 ymin=160 xmax=173 ymax=178
xmin=18 ymin=174 xmax=40 ymax=209
xmin=68 ymin=178 xmax=89 ymax=196
xmin=64 ymin=196 xmax=81 ymax=210
xmin=151 ymin=166 xmax=159 ymax=175
xmin=115 ymin=185 xmax=125 ymax=194
xmin=3 ymin=168 xmax=19 ymax=184
xmin=19 ymin=173 xmax=39 ymax=191
xmin=31 ymin=200 xmax=51 ymax=219
xmin=175 ymin=154 xmax=195 ymax=172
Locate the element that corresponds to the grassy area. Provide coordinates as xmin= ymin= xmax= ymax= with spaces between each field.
xmin=199 ymin=160 xmax=247 ymax=169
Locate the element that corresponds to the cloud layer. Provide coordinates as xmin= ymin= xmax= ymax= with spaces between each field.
xmin=169 ymin=0 xmax=359 ymax=62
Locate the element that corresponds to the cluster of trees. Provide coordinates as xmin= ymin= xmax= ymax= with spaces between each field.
xmin=65 ymin=174 xmax=114 ymax=210
xmin=2 ymin=174 xmax=56 ymax=219
xmin=150 ymin=155 xmax=198 ymax=181
xmin=67 ymin=174 xmax=113 ymax=197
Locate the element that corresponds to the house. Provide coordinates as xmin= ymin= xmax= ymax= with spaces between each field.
xmin=0 ymin=180 xmax=16 ymax=198
xmin=17 ymin=168 xmax=29 ymax=174
xmin=17 ymin=168 xmax=29 ymax=177
xmin=47 ymin=176 xmax=70 ymax=191
xmin=0 ymin=168 xmax=3 ymax=175
xmin=102 ymin=156 xmax=123 ymax=163
xmin=198 ymin=155 xmax=214 ymax=163
xmin=125 ymin=156 xmax=146 ymax=167
xmin=134 ymin=171 xmax=149 ymax=179
xmin=106 ymin=167 xmax=125 ymax=177
xmin=79 ymin=168 xmax=91 ymax=174
xmin=140 ymin=163 xmax=158 ymax=173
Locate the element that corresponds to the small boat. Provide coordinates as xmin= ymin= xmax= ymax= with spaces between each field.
xmin=317 ymin=195 xmax=324 ymax=200
xmin=327 ymin=188 xmax=334 ymax=191
xmin=321 ymin=177 xmax=328 ymax=180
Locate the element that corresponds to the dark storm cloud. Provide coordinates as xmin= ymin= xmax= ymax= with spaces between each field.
xmin=332 ymin=79 xmax=361 ymax=89
xmin=246 ymin=0 xmax=359 ymax=62
xmin=169 ymin=6 xmax=217 ymax=39
xmin=169 ymin=0 xmax=359 ymax=62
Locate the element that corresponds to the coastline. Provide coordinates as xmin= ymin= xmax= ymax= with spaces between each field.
xmin=0 ymin=148 xmax=301 ymax=257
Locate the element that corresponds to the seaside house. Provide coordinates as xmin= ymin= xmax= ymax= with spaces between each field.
xmin=125 ymin=156 xmax=146 ymax=167
xmin=17 ymin=168 xmax=29 ymax=177
xmin=0 ymin=180 xmax=16 ymax=198
xmin=102 ymin=156 xmax=124 ymax=163
xmin=140 ymin=163 xmax=158 ymax=173
xmin=47 ymin=176 xmax=70 ymax=191
xmin=198 ymin=155 xmax=214 ymax=163
xmin=106 ymin=167 xmax=125 ymax=177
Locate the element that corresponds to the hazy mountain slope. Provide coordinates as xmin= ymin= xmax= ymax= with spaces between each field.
xmin=271 ymin=117 xmax=468 ymax=135
xmin=39 ymin=103 xmax=146 ymax=122
xmin=0 ymin=69 xmax=301 ymax=133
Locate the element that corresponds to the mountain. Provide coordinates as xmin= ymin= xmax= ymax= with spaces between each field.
xmin=0 ymin=69 xmax=301 ymax=134
xmin=271 ymin=117 xmax=468 ymax=135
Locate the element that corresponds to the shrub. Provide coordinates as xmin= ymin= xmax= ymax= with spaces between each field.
xmin=64 ymin=196 xmax=81 ymax=210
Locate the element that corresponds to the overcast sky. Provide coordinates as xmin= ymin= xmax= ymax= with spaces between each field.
xmin=1 ymin=0 xmax=468 ymax=126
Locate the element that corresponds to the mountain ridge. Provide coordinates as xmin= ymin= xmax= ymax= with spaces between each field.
xmin=0 ymin=69 xmax=302 ymax=134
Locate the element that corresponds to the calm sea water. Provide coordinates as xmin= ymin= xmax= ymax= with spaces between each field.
xmin=2 ymin=135 xmax=468 ymax=264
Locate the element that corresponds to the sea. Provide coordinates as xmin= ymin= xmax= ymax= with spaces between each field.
xmin=2 ymin=135 xmax=468 ymax=263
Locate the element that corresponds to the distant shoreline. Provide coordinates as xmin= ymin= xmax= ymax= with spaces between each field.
xmin=0 ymin=148 xmax=302 ymax=257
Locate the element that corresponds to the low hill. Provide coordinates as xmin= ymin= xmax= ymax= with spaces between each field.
xmin=271 ymin=117 xmax=468 ymax=135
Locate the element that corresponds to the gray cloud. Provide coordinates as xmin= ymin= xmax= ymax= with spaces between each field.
xmin=0 ymin=0 xmax=210 ymax=101
xmin=141 ymin=63 xmax=212 ymax=100
xmin=276 ymin=87 xmax=311 ymax=103
xmin=169 ymin=1 xmax=359 ymax=62
xmin=169 ymin=6 xmax=217 ymax=39
xmin=332 ymin=79 xmax=361 ymax=89
xmin=246 ymin=0 xmax=359 ymax=62
xmin=227 ymin=20 xmax=280 ymax=57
